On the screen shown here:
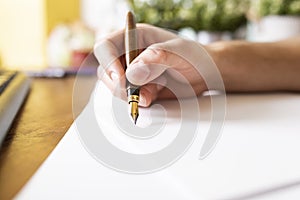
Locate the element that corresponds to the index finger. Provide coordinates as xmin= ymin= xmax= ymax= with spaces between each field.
xmin=94 ymin=29 xmax=125 ymax=80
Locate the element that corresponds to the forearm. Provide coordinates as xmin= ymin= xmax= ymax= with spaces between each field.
xmin=206 ymin=37 xmax=300 ymax=92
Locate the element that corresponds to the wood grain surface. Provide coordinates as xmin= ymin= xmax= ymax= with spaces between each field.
xmin=0 ymin=75 xmax=97 ymax=200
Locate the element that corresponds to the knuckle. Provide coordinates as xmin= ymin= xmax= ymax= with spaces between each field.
xmin=93 ymin=39 xmax=108 ymax=54
xmin=148 ymin=46 xmax=168 ymax=64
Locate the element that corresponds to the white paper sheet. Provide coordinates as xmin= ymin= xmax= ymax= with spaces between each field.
xmin=16 ymin=82 xmax=300 ymax=200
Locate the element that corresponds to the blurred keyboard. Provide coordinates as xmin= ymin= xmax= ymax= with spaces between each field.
xmin=0 ymin=71 xmax=30 ymax=145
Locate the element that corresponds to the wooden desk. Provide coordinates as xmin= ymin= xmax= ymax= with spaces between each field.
xmin=0 ymin=75 xmax=96 ymax=200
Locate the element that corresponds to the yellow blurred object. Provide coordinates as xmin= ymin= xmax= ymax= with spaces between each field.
xmin=46 ymin=0 xmax=80 ymax=35
xmin=0 ymin=0 xmax=79 ymax=70
xmin=0 ymin=53 xmax=2 ymax=68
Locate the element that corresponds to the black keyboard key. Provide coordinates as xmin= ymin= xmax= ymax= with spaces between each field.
xmin=0 ymin=71 xmax=17 ymax=95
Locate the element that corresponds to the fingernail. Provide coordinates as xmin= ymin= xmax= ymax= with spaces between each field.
xmin=110 ymin=72 xmax=119 ymax=81
xmin=127 ymin=64 xmax=150 ymax=83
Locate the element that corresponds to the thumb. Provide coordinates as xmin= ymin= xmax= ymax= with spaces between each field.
xmin=125 ymin=40 xmax=181 ymax=86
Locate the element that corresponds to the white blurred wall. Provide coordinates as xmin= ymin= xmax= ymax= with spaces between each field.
xmin=81 ymin=0 xmax=129 ymax=39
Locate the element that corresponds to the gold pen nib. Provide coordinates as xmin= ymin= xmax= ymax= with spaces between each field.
xmin=130 ymin=101 xmax=139 ymax=125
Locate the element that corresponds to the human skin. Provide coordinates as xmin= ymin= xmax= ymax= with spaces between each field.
xmin=208 ymin=37 xmax=300 ymax=92
xmin=94 ymin=24 xmax=300 ymax=107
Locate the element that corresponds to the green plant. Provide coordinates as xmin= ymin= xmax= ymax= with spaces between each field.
xmin=127 ymin=0 xmax=184 ymax=30
xmin=250 ymin=0 xmax=300 ymax=18
xmin=127 ymin=0 xmax=249 ymax=32
xmin=192 ymin=0 xmax=249 ymax=31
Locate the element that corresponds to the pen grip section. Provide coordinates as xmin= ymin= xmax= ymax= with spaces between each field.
xmin=127 ymin=86 xmax=140 ymax=101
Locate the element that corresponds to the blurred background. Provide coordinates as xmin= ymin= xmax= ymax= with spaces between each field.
xmin=0 ymin=0 xmax=300 ymax=71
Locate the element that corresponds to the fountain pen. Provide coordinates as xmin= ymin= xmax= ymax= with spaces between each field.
xmin=125 ymin=11 xmax=139 ymax=124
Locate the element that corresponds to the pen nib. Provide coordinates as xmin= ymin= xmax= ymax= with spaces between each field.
xmin=131 ymin=113 xmax=139 ymax=125
xmin=130 ymin=101 xmax=139 ymax=125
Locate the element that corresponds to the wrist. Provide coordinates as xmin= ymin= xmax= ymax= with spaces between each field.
xmin=205 ymin=41 xmax=289 ymax=92
xmin=204 ymin=41 xmax=233 ymax=91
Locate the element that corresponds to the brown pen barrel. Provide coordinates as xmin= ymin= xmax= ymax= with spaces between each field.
xmin=125 ymin=11 xmax=139 ymax=67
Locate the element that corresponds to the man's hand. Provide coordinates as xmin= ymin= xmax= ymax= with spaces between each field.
xmin=94 ymin=24 xmax=218 ymax=107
